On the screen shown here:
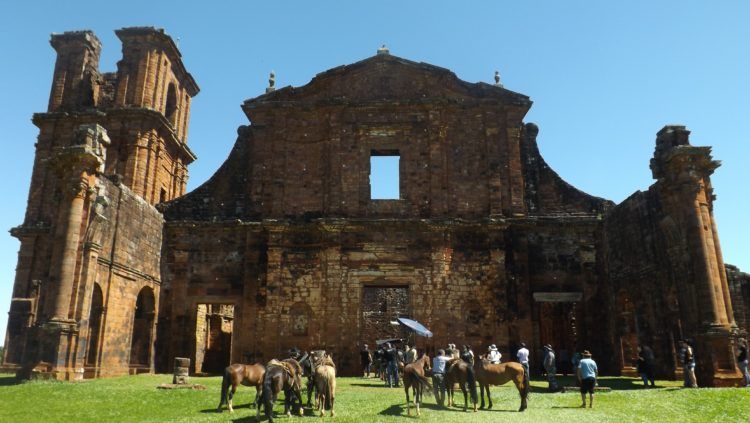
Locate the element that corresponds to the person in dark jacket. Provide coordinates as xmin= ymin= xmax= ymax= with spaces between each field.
xmin=384 ymin=343 xmax=400 ymax=387
xmin=637 ymin=345 xmax=656 ymax=387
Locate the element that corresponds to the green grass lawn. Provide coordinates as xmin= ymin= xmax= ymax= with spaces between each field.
xmin=0 ymin=373 xmax=747 ymax=422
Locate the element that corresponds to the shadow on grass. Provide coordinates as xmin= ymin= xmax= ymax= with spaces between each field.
xmin=0 ymin=375 xmax=21 ymax=386
xmin=547 ymin=376 xmax=665 ymax=391
xmin=204 ymin=403 xmax=256 ymax=413
xmin=349 ymin=383 xmax=401 ymax=388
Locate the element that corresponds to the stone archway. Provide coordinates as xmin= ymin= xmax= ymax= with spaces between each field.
xmin=85 ymin=283 xmax=104 ymax=366
xmin=130 ymin=287 xmax=155 ymax=368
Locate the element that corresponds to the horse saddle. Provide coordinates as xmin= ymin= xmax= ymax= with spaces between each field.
xmin=268 ymin=359 xmax=295 ymax=379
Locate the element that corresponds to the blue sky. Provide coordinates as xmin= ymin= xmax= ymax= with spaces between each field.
xmin=1 ymin=1 xmax=748 ymax=343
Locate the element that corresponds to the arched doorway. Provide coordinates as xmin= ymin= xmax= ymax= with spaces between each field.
xmin=130 ymin=287 xmax=155 ymax=369
xmin=86 ymin=284 xmax=104 ymax=366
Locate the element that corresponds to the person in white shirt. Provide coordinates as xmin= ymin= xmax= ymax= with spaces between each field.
xmin=517 ymin=342 xmax=530 ymax=377
xmin=488 ymin=344 xmax=502 ymax=364
xmin=432 ymin=349 xmax=452 ymax=406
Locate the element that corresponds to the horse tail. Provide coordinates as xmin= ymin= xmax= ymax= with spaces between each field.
xmin=218 ymin=367 xmax=230 ymax=409
xmin=466 ymin=365 xmax=478 ymax=404
xmin=521 ymin=365 xmax=530 ymax=400
xmin=262 ymin=372 xmax=275 ymax=418
xmin=411 ymin=370 xmax=434 ymax=396
xmin=324 ymin=372 xmax=332 ymax=410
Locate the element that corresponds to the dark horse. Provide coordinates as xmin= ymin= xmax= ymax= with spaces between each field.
xmin=445 ymin=358 xmax=478 ymax=412
xmin=475 ymin=356 xmax=529 ymax=412
xmin=258 ymin=358 xmax=304 ymax=422
xmin=403 ymin=353 xmax=433 ymax=416
xmin=217 ymin=363 xmax=266 ymax=413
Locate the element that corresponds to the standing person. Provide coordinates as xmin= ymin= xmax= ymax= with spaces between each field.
xmin=361 ymin=344 xmax=373 ymax=378
xmin=461 ymin=344 xmax=475 ymax=365
xmin=737 ymin=340 xmax=750 ymax=387
xmin=432 ymin=349 xmax=452 ymax=406
xmin=517 ymin=342 xmax=530 ymax=378
xmin=680 ymin=340 xmax=697 ymax=388
xmin=385 ymin=342 xmax=400 ymax=388
xmin=404 ymin=344 xmax=418 ymax=364
xmin=374 ymin=346 xmax=386 ymax=380
xmin=577 ymin=350 xmax=598 ymax=408
xmin=488 ymin=344 xmax=502 ymax=364
xmin=543 ymin=344 xmax=558 ymax=391
xmin=637 ymin=345 xmax=656 ymax=387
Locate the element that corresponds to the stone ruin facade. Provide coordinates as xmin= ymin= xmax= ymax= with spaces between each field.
xmin=2 ymin=27 xmax=749 ymax=386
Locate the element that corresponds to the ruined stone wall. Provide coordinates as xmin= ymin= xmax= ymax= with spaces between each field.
xmin=159 ymin=217 xmax=607 ymax=376
xmin=600 ymin=189 xmax=684 ymax=377
xmin=727 ymin=265 xmax=750 ymax=335
xmin=88 ymin=178 xmax=163 ymax=376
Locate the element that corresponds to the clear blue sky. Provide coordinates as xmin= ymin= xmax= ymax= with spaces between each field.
xmin=1 ymin=1 xmax=749 ymax=343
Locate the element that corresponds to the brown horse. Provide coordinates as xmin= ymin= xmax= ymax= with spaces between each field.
xmin=217 ymin=363 xmax=266 ymax=413
xmin=258 ymin=358 xmax=304 ymax=422
xmin=313 ymin=354 xmax=337 ymax=417
xmin=474 ymin=357 xmax=529 ymax=412
xmin=445 ymin=359 xmax=478 ymax=412
xmin=402 ymin=354 xmax=433 ymax=416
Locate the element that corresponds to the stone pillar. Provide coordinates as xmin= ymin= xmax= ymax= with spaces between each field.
xmin=650 ymin=125 xmax=741 ymax=386
xmin=49 ymin=177 xmax=90 ymax=323
xmin=30 ymin=124 xmax=110 ymax=380
xmin=173 ymin=357 xmax=190 ymax=384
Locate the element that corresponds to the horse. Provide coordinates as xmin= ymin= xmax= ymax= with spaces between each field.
xmin=258 ymin=358 xmax=305 ymax=422
xmin=402 ymin=353 xmax=433 ymax=416
xmin=216 ymin=363 xmax=266 ymax=413
xmin=474 ymin=356 xmax=529 ymax=412
xmin=299 ymin=350 xmax=326 ymax=407
xmin=445 ymin=358 xmax=478 ymax=412
xmin=313 ymin=354 xmax=337 ymax=417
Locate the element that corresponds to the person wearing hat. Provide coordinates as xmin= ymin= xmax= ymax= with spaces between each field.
xmin=577 ymin=350 xmax=598 ymax=408
xmin=288 ymin=347 xmax=302 ymax=360
xmin=488 ymin=344 xmax=502 ymax=364
xmin=543 ymin=344 xmax=558 ymax=391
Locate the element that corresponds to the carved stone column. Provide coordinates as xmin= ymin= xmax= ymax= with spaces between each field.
xmin=650 ymin=125 xmax=741 ymax=386
xmin=29 ymin=124 xmax=110 ymax=380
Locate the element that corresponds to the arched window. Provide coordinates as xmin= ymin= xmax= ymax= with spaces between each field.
xmin=165 ymin=83 xmax=178 ymax=125
xmin=130 ymin=287 xmax=156 ymax=367
xmin=86 ymin=284 xmax=104 ymax=366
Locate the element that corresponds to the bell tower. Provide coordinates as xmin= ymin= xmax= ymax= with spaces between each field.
xmin=2 ymin=27 xmax=198 ymax=380
xmin=108 ymin=27 xmax=199 ymax=204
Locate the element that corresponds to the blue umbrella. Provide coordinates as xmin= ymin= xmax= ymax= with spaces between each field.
xmin=397 ymin=317 xmax=433 ymax=338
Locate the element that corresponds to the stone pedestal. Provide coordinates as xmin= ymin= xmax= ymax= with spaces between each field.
xmin=173 ymin=357 xmax=190 ymax=385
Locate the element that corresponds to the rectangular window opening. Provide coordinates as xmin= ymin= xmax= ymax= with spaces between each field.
xmin=370 ymin=151 xmax=400 ymax=200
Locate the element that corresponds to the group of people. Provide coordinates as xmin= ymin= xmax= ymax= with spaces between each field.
xmin=360 ymin=340 xmax=599 ymax=405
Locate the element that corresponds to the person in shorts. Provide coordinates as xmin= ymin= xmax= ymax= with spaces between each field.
xmin=577 ymin=350 xmax=598 ymax=408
